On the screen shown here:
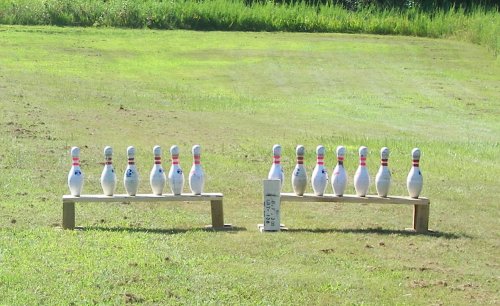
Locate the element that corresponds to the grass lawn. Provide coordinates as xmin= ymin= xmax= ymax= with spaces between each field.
xmin=0 ymin=25 xmax=499 ymax=304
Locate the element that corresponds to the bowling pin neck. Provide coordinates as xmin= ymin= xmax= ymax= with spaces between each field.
xmin=128 ymin=157 xmax=135 ymax=165
xmin=316 ymin=155 xmax=324 ymax=165
xmin=171 ymin=155 xmax=179 ymax=165
xmin=273 ymin=155 xmax=281 ymax=165
xmin=104 ymin=155 xmax=113 ymax=165
xmin=296 ymin=156 xmax=304 ymax=165
xmin=154 ymin=156 xmax=162 ymax=165
xmin=412 ymin=159 xmax=419 ymax=167
xmin=337 ymin=156 xmax=344 ymax=166
xmin=193 ymin=155 xmax=201 ymax=165
xmin=359 ymin=156 xmax=366 ymax=166
xmin=72 ymin=157 xmax=80 ymax=167
xmin=381 ymin=158 xmax=388 ymax=166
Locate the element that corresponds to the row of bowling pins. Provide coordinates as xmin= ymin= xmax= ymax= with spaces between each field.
xmin=67 ymin=145 xmax=205 ymax=197
xmin=268 ymin=145 xmax=423 ymax=198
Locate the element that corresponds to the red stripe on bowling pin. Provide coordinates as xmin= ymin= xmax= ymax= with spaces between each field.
xmin=360 ymin=156 xmax=366 ymax=166
xmin=172 ymin=155 xmax=179 ymax=165
xmin=128 ymin=158 xmax=135 ymax=165
xmin=154 ymin=156 xmax=161 ymax=165
xmin=297 ymin=156 xmax=304 ymax=165
xmin=381 ymin=158 xmax=388 ymax=166
xmin=72 ymin=157 xmax=80 ymax=166
xmin=194 ymin=155 xmax=201 ymax=165
xmin=273 ymin=155 xmax=281 ymax=164
xmin=317 ymin=155 xmax=324 ymax=165
xmin=412 ymin=159 xmax=419 ymax=167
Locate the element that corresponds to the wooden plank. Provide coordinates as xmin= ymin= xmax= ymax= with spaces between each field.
xmin=62 ymin=201 xmax=75 ymax=230
xmin=280 ymin=193 xmax=429 ymax=205
xmin=413 ymin=204 xmax=430 ymax=233
xmin=210 ymin=200 xmax=225 ymax=228
xmin=62 ymin=193 xmax=223 ymax=203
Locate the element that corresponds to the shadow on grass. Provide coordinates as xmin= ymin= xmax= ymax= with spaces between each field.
xmin=80 ymin=225 xmax=246 ymax=235
xmin=286 ymin=227 xmax=471 ymax=239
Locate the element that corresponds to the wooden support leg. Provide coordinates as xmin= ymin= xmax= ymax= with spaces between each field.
xmin=413 ymin=204 xmax=430 ymax=233
xmin=63 ymin=202 xmax=75 ymax=230
xmin=210 ymin=200 xmax=224 ymax=228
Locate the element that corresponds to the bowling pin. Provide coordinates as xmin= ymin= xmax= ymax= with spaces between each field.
xmin=407 ymin=148 xmax=423 ymax=198
xmin=189 ymin=145 xmax=205 ymax=195
xmin=375 ymin=147 xmax=391 ymax=197
xmin=67 ymin=146 xmax=84 ymax=196
xmin=268 ymin=144 xmax=284 ymax=190
xmin=168 ymin=145 xmax=184 ymax=195
xmin=354 ymin=146 xmax=370 ymax=197
xmin=291 ymin=145 xmax=307 ymax=196
xmin=100 ymin=146 xmax=116 ymax=196
xmin=331 ymin=145 xmax=347 ymax=196
xmin=311 ymin=145 xmax=328 ymax=196
xmin=150 ymin=145 xmax=166 ymax=195
xmin=123 ymin=146 xmax=139 ymax=196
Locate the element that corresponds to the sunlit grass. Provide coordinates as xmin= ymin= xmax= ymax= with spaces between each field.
xmin=0 ymin=26 xmax=498 ymax=304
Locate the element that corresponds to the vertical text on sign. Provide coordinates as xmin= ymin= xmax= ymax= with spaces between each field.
xmin=263 ymin=179 xmax=281 ymax=231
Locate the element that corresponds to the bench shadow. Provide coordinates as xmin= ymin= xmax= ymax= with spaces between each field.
xmin=80 ymin=225 xmax=246 ymax=235
xmin=285 ymin=227 xmax=471 ymax=239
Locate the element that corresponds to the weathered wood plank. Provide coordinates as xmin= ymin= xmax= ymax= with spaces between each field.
xmin=280 ymin=193 xmax=429 ymax=205
xmin=61 ymin=193 xmax=228 ymax=230
xmin=62 ymin=193 xmax=223 ymax=203
xmin=62 ymin=201 xmax=75 ymax=230
xmin=413 ymin=204 xmax=430 ymax=233
xmin=210 ymin=200 xmax=225 ymax=228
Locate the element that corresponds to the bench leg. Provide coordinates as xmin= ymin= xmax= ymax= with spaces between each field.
xmin=413 ymin=204 xmax=429 ymax=233
xmin=210 ymin=200 xmax=224 ymax=228
xmin=63 ymin=202 xmax=75 ymax=230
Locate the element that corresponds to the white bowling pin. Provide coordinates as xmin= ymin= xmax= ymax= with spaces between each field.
xmin=268 ymin=144 xmax=284 ymax=190
xmin=311 ymin=145 xmax=328 ymax=196
xmin=189 ymin=145 xmax=205 ymax=195
xmin=291 ymin=145 xmax=307 ymax=196
xmin=150 ymin=145 xmax=166 ymax=195
xmin=168 ymin=145 xmax=184 ymax=195
xmin=331 ymin=145 xmax=347 ymax=196
xmin=354 ymin=146 xmax=370 ymax=197
xmin=100 ymin=146 xmax=116 ymax=196
xmin=67 ymin=146 xmax=84 ymax=196
xmin=123 ymin=146 xmax=139 ymax=196
xmin=407 ymin=148 xmax=423 ymax=198
xmin=375 ymin=147 xmax=391 ymax=197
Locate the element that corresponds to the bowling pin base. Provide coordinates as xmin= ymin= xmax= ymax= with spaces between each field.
xmin=257 ymin=224 xmax=288 ymax=232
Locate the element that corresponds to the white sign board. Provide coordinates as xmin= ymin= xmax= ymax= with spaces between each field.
xmin=263 ymin=179 xmax=281 ymax=231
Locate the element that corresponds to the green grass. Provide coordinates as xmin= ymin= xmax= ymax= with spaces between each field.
xmin=0 ymin=0 xmax=499 ymax=55
xmin=0 ymin=25 xmax=499 ymax=304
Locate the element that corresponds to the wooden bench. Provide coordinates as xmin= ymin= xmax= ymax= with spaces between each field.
xmin=260 ymin=180 xmax=430 ymax=233
xmin=62 ymin=193 xmax=231 ymax=230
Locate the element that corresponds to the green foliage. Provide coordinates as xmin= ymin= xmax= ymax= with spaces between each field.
xmin=0 ymin=0 xmax=498 ymax=55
